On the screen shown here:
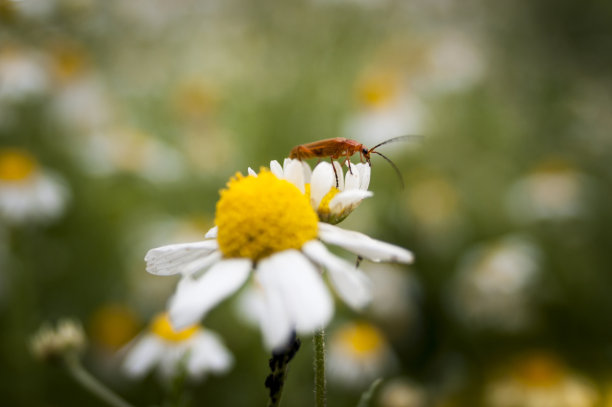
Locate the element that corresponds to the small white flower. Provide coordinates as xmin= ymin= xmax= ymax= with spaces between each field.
xmin=146 ymin=169 xmax=413 ymax=351
xmin=122 ymin=313 xmax=233 ymax=381
xmin=0 ymin=148 xmax=69 ymax=225
xmin=506 ymin=159 xmax=587 ymax=222
xmin=377 ymin=378 xmax=428 ymax=407
xmin=30 ymin=319 xmax=86 ymax=361
xmin=266 ymin=158 xmax=373 ymax=224
xmin=327 ymin=321 xmax=396 ymax=388
xmin=448 ymin=235 xmax=541 ymax=332
xmin=0 ymin=47 xmax=49 ymax=102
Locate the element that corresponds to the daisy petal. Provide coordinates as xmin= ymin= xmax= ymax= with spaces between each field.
xmin=257 ymin=250 xmax=333 ymax=335
xmin=284 ymin=159 xmax=306 ymax=193
xmin=256 ymin=279 xmax=293 ymax=350
xmin=302 ymin=241 xmax=371 ymax=310
xmin=328 ymin=189 xmax=373 ymax=213
xmin=344 ymin=162 xmax=360 ymax=190
xmin=318 ymin=222 xmax=414 ymax=263
xmin=181 ymin=251 xmax=222 ymax=276
xmin=204 ymin=226 xmax=218 ymax=239
xmin=301 ymin=161 xmax=313 ymax=183
xmin=188 ymin=331 xmax=234 ymax=374
xmin=311 ymin=162 xmax=335 ymax=208
xmin=248 ymin=167 xmax=257 ymax=177
xmin=169 ymin=258 xmax=251 ymax=329
xmin=355 ymin=163 xmax=371 ymax=190
xmin=145 ymin=241 xmax=219 ymax=275
xmin=122 ymin=335 xmax=165 ymax=378
xmin=270 ymin=160 xmax=283 ymax=178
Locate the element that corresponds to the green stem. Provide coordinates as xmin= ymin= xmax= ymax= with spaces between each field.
xmin=64 ymin=354 xmax=136 ymax=407
xmin=313 ymin=329 xmax=326 ymax=407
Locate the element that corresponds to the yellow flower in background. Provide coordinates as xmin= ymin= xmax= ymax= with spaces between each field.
xmin=0 ymin=148 xmax=69 ymax=225
xmin=122 ymin=313 xmax=232 ymax=381
xmin=146 ymin=167 xmax=413 ymax=350
xmin=327 ymin=321 xmax=396 ymax=388
xmin=485 ymin=353 xmax=599 ymax=407
xmin=88 ymin=304 xmax=141 ymax=351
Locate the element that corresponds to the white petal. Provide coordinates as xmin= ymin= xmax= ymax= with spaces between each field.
xmin=169 ymin=258 xmax=251 ymax=329
xmin=247 ymin=167 xmax=257 ymax=177
xmin=318 ymin=223 xmax=414 ymax=263
xmin=257 ymin=250 xmax=333 ymax=335
xmin=302 ymin=241 xmax=371 ymax=309
xmin=328 ymin=189 xmax=373 ymax=213
xmin=332 ymin=161 xmax=345 ymax=191
xmin=344 ymin=162 xmax=361 ymax=190
xmin=284 ymin=159 xmax=305 ymax=193
xmin=181 ymin=251 xmax=222 ymax=276
xmin=270 ymin=160 xmax=284 ymax=178
xmin=310 ymin=162 xmax=335 ymax=208
xmin=187 ymin=331 xmax=234 ymax=374
xmin=256 ymin=278 xmax=293 ymax=350
xmin=158 ymin=346 xmax=188 ymax=379
xmin=145 ymin=241 xmax=219 ymax=276
xmin=301 ymin=161 xmax=313 ymax=183
xmin=122 ymin=335 xmax=165 ymax=378
xmin=355 ymin=163 xmax=371 ymax=190
xmin=204 ymin=226 xmax=218 ymax=239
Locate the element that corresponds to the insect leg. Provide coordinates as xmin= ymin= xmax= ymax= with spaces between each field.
xmin=330 ymin=157 xmax=339 ymax=188
xmin=355 ymin=256 xmax=364 ymax=268
xmin=346 ymin=152 xmax=353 ymax=175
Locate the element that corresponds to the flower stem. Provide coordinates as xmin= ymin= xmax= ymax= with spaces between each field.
xmin=265 ymin=332 xmax=301 ymax=407
xmin=313 ymin=329 xmax=326 ymax=407
xmin=63 ymin=354 xmax=136 ymax=407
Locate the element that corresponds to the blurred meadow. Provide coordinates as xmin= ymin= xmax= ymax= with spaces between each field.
xmin=2 ymin=0 xmax=612 ymax=406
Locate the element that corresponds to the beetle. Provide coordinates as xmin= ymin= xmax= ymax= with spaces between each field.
xmin=289 ymin=135 xmax=418 ymax=187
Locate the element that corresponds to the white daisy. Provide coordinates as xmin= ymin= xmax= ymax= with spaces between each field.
xmin=146 ymin=168 xmax=413 ymax=351
xmin=0 ymin=148 xmax=69 ymax=225
xmin=506 ymin=158 xmax=587 ymax=222
xmin=263 ymin=158 xmax=373 ymax=224
xmin=448 ymin=235 xmax=541 ymax=332
xmin=327 ymin=321 xmax=396 ymax=388
xmin=122 ymin=313 xmax=233 ymax=381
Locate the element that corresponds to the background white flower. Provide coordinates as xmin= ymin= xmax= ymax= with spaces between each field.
xmin=0 ymin=148 xmax=69 ymax=225
xmin=122 ymin=313 xmax=233 ymax=381
xmin=327 ymin=321 xmax=396 ymax=388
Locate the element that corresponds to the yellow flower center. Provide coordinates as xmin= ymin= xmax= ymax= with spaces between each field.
xmin=150 ymin=313 xmax=199 ymax=342
xmin=215 ymin=170 xmax=318 ymax=261
xmin=0 ymin=149 xmax=37 ymax=181
xmin=336 ymin=322 xmax=385 ymax=358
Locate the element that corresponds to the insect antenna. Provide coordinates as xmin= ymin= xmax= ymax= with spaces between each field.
xmin=371 ymin=151 xmax=404 ymax=188
xmin=369 ymin=134 xmax=423 ymax=152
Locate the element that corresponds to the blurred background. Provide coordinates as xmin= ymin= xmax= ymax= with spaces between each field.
xmin=1 ymin=0 xmax=612 ymax=406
